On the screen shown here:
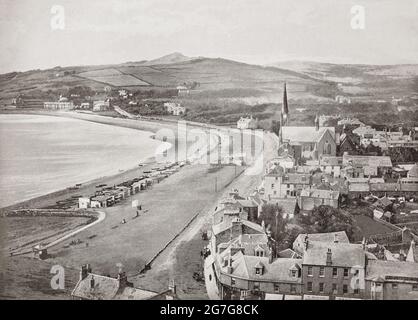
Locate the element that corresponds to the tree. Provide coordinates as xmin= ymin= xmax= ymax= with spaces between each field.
xmin=300 ymin=205 xmax=357 ymax=241
xmin=258 ymin=204 xmax=287 ymax=243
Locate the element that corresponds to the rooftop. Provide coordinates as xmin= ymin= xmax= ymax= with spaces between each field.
xmin=303 ymin=242 xmax=366 ymax=268
xmin=366 ymin=260 xmax=418 ymax=281
xmin=282 ymin=126 xmax=335 ymax=144
xmin=300 ymin=188 xmax=340 ymax=200
xmin=224 ymin=251 xmax=303 ymax=283
xmin=212 ymin=218 xmax=264 ymax=236
xmin=342 ymin=154 xmax=392 ymax=168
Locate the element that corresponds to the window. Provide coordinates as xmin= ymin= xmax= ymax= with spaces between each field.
xmin=344 ymin=268 xmax=349 ymax=278
xmin=274 ymin=283 xmax=280 ymax=293
xmin=271 ymin=184 xmax=274 ymax=188
xmin=319 ymin=283 xmax=324 ymax=293
xmin=319 ymin=267 xmax=325 ymax=277
xmin=291 ymin=270 xmax=297 ymax=277
xmin=392 ymin=284 xmax=398 ymax=290
xmin=332 ymin=268 xmax=338 ymax=278
xmin=354 ymin=288 xmax=360 ymax=295
xmin=307 ymin=282 xmax=313 ymax=292
xmin=308 ymin=266 xmax=313 ymax=277
xmin=253 ymin=282 xmax=260 ymax=291
xmin=209 ymin=274 xmax=212 ymax=281
xmin=332 ymin=284 xmax=338 ymax=294
xmin=231 ymin=278 xmax=236 ymax=286
xmin=343 ymin=284 xmax=348 ymax=294
xmin=413 ymin=284 xmax=418 ymax=291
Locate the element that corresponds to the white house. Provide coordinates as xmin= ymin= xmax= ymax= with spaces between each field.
xmin=164 ymin=102 xmax=186 ymax=116
xmin=93 ymin=100 xmax=110 ymax=112
xmin=237 ymin=116 xmax=258 ymax=130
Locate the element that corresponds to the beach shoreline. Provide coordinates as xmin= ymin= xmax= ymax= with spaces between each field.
xmin=0 ymin=110 xmax=228 ymax=213
xmin=0 ymin=111 xmax=175 ymax=213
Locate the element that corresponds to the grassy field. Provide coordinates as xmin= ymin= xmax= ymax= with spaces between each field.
xmin=42 ymin=164 xmax=242 ymax=275
xmin=78 ymin=68 xmax=151 ymax=87
xmin=352 ymin=215 xmax=396 ymax=242
xmin=0 ymin=256 xmax=79 ymax=300
xmin=2 ymin=216 xmax=92 ymax=254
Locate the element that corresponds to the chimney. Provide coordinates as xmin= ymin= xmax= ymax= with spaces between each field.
xmin=362 ymin=237 xmax=366 ymax=251
xmin=90 ymin=276 xmax=95 ymax=289
xmin=168 ymin=280 xmax=177 ymax=295
xmin=334 ymin=233 xmax=339 ymax=243
xmin=304 ymin=235 xmax=309 ymax=250
xmin=226 ymin=256 xmax=233 ymax=274
xmin=80 ymin=264 xmax=89 ymax=281
xmin=315 ymin=114 xmax=319 ymax=131
xmin=326 ymin=248 xmax=332 ymax=266
xmin=117 ymin=271 xmax=129 ymax=288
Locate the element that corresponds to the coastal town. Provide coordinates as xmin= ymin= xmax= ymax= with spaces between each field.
xmin=1 ymin=2 xmax=418 ymax=305
xmin=1 ymin=79 xmax=417 ymax=301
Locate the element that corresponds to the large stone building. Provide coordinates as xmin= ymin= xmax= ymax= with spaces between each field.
xmin=281 ymin=116 xmax=336 ymax=161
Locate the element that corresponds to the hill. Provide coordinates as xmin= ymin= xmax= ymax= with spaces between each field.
xmin=270 ymin=60 xmax=418 ymax=100
xmin=142 ymin=52 xmax=195 ymax=66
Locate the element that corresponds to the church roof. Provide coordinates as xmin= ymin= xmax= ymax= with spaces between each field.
xmin=282 ymin=126 xmax=335 ymax=144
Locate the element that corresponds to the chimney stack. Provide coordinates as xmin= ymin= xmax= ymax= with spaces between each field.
xmin=226 ymin=256 xmax=233 ymax=274
xmin=334 ymin=233 xmax=339 ymax=243
xmin=326 ymin=248 xmax=332 ymax=266
xmin=80 ymin=264 xmax=90 ymax=281
xmin=169 ymin=280 xmax=177 ymax=295
xmin=90 ymin=276 xmax=95 ymax=289
xmin=117 ymin=271 xmax=129 ymax=288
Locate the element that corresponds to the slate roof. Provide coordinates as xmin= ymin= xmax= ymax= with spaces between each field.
xmin=72 ymin=274 xmax=121 ymax=300
xmin=366 ymin=260 xmax=418 ymax=281
xmin=299 ymin=188 xmax=340 ymax=200
xmin=319 ymin=156 xmax=342 ymax=166
xmin=294 ymin=231 xmax=350 ymax=247
xmin=282 ymin=173 xmax=311 ymax=184
xmin=282 ymin=126 xmax=335 ymax=143
xmin=226 ymin=252 xmax=303 ymax=283
xmin=302 ymin=242 xmax=366 ymax=268
xmin=220 ymin=234 xmax=270 ymax=256
xmin=342 ymin=154 xmax=392 ymax=168
xmin=114 ymin=287 xmax=160 ymax=300
xmin=72 ymin=274 xmax=162 ymax=300
xmin=212 ymin=218 xmax=264 ymax=236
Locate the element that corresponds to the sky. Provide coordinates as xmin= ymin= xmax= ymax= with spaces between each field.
xmin=0 ymin=0 xmax=417 ymax=73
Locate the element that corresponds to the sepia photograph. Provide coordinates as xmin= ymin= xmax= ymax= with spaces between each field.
xmin=0 ymin=0 xmax=418 ymax=307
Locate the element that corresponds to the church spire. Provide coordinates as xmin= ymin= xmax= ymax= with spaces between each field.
xmin=279 ymin=111 xmax=284 ymax=144
xmin=282 ymin=82 xmax=289 ymax=125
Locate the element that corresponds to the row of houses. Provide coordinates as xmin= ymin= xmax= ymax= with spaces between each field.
xmin=44 ymin=97 xmax=111 ymax=112
xmin=204 ymin=196 xmax=418 ymax=300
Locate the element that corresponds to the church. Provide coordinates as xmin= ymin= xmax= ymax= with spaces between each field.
xmin=278 ymin=83 xmax=337 ymax=161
